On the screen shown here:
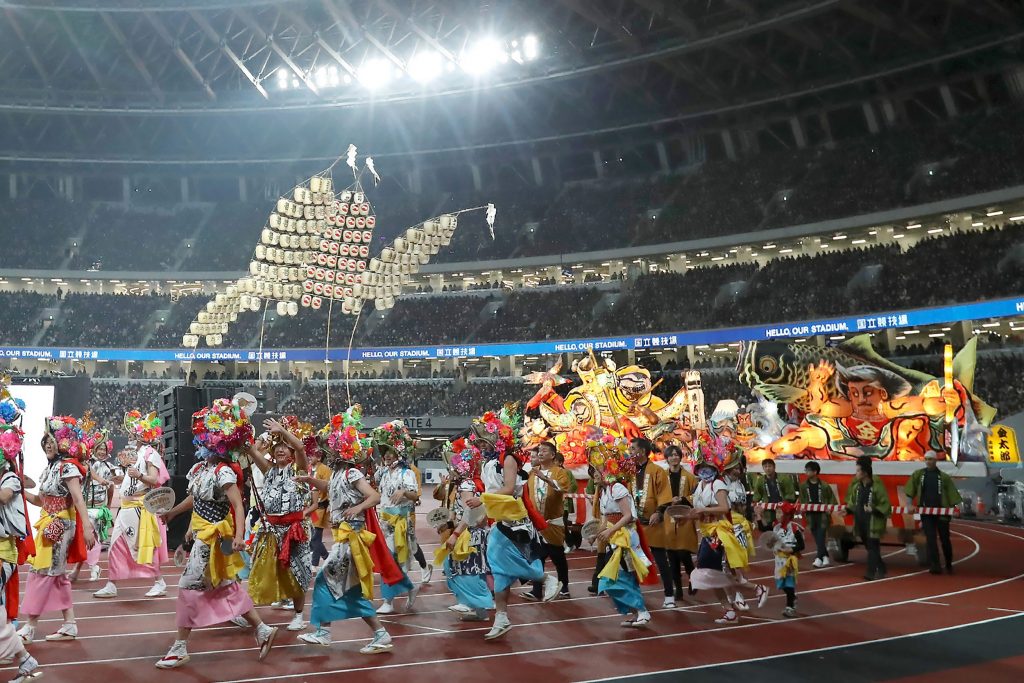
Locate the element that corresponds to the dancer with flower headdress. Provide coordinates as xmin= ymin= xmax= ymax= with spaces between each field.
xmin=435 ymin=436 xmax=493 ymax=622
xmin=94 ymin=411 xmax=169 ymax=601
xmin=0 ymin=388 xmax=43 ymax=681
xmin=589 ymin=432 xmax=654 ymax=628
xmin=19 ymin=417 xmax=96 ymax=645
xmin=243 ymin=416 xmax=315 ymax=632
xmin=69 ymin=417 xmax=116 ymax=583
xmin=371 ymin=420 xmax=421 ymax=615
xmin=156 ymin=397 xmax=278 ymax=669
xmin=685 ymin=434 xmax=767 ymax=625
xmin=295 ymin=408 xmax=402 ymax=654
xmin=477 ymin=408 xmax=561 ymax=641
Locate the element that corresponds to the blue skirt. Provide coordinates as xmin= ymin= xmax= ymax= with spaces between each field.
xmin=598 ymin=572 xmax=645 ymax=615
xmin=445 ymin=557 xmax=494 ymax=610
xmin=486 ymin=526 xmax=544 ymax=594
xmin=310 ymin=575 xmax=376 ymax=625
xmin=380 ymin=554 xmax=415 ymax=602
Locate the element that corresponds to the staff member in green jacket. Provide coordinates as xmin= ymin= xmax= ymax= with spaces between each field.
xmin=845 ymin=456 xmax=891 ymax=581
xmin=799 ymin=461 xmax=838 ymax=567
xmin=904 ymin=450 xmax=962 ymax=575
xmin=753 ymin=459 xmax=797 ymax=531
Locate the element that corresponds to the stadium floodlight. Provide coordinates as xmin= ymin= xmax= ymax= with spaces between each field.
xmin=315 ymin=66 xmax=330 ymax=88
xmin=358 ymin=58 xmax=393 ymax=88
xmin=276 ymin=68 xmax=290 ymax=89
xmin=461 ymin=37 xmax=506 ymax=75
xmin=408 ymin=50 xmax=444 ymax=83
xmin=523 ymin=34 xmax=540 ymax=60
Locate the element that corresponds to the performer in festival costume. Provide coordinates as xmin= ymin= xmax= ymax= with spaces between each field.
xmin=70 ymin=419 xmax=117 ymax=583
xmin=19 ymin=417 xmax=96 ymax=644
xmin=0 ymin=390 xmax=43 ymax=681
xmin=643 ymin=444 xmax=698 ymax=606
xmin=769 ymin=502 xmax=805 ymax=618
xmin=244 ymin=416 xmax=315 ymax=632
xmin=478 ymin=408 xmax=561 ymax=641
xmin=295 ymin=411 xmax=403 ymax=654
xmin=94 ymin=411 xmax=169 ymax=600
xmin=435 ymin=437 xmax=493 ymax=622
xmin=156 ymin=398 xmax=278 ymax=669
xmin=685 ymin=433 xmax=767 ymax=625
xmin=591 ymin=433 xmax=654 ymax=628
xmin=523 ymin=441 xmax=572 ymax=601
xmin=370 ymin=420 xmax=421 ymax=615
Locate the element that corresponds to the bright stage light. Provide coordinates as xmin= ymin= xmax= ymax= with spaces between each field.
xmin=408 ymin=50 xmax=444 ymax=83
xmin=461 ymin=37 xmax=506 ymax=75
xmin=358 ymin=58 xmax=393 ymax=88
xmin=523 ymin=33 xmax=540 ymax=60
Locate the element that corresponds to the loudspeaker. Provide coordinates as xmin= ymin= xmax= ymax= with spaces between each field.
xmin=165 ymin=475 xmax=191 ymax=550
xmin=160 ymin=386 xmax=201 ymax=477
xmin=201 ymin=386 xmax=231 ymax=407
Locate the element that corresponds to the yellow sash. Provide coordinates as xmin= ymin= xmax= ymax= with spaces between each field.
xmin=0 ymin=537 xmax=17 ymax=564
xmin=30 ymin=508 xmax=76 ymax=571
xmin=480 ymin=492 xmax=528 ymax=523
xmin=776 ymin=551 xmax=799 ymax=579
xmin=699 ymin=517 xmax=753 ymax=570
xmin=433 ymin=528 xmax=475 ymax=566
xmin=332 ymin=522 xmax=377 ymax=600
xmin=192 ymin=512 xmax=244 ymax=587
xmin=597 ymin=526 xmax=650 ymax=583
xmin=380 ymin=511 xmax=410 ymax=566
xmin=121 ymin=499 xmax=161 ymax=565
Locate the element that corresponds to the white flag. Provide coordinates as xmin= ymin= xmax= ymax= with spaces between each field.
xmin=365 ymin=157 xmax=381 ymax=186
xmin=486 ymin=203 xmax=496 ymax=240
xmin=346 ymin=144 xmax=358 ymax=171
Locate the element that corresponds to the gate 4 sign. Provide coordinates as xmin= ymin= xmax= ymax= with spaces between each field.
xmin=988 ymin=425 xmax=1020 ymax=464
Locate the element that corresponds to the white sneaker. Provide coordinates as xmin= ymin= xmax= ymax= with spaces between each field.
xmin=626 ymin=611 xmax=652 ymax=628
xmin=230 ymin=616 xmax=251 ymax=629
xmin=255 ymin=624 xmax=278 ymax=662
xmin=541 ymin=574 xmax=561 ymax=602
xmin=812 ymin=557 xmax=823 ymax=568
xmin=484 ymin=612 xmax=512 ymax=640
xmin=93 ymin=582 xmax=118 ymax=599
xmin=155 ymin=640 xmax=190 ymax=669
xmin=287 ymin=614 xmax=307 ymax=631
xmin=146 ymin=577 xmax=167 ymax=598
xmin=421 ymin=563 xmax=434 ymax=584
xmin=298 ymin=629 xmax=332 ymax=646
xmin=406 ymin=582 xmax=420 ymax=612
xmin=821 ymin=557 xmax=831 ymax=567
xmin=755 ymin=584 xmax=769 ymax=609
xmin=359 ymin=630 xmax=393 ymax=654
xmin=16 ymin=624 xmax=34 ymax=644
xmin=447 ymin=603 xmax=472 ymax=614
xmin=45 ymin=622 xmax=78 ymax=641
xmin=376 ymin=601 xmax=395 ymax=615
xmin=662 ymin=598 xmax=676 ymax=608
xmin=90 ymin=564 xmax=102 ymax=581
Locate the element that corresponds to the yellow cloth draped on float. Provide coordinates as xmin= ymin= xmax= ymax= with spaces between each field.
xmin=597 ymin=526 xmax=650 ymax=583
xmin=380 ymin=511 xmax=410 ymax=566
xmin=192 ymin=512 xmax=244 ymax=587
xmin=332 ymin=522 xmax=376 ymax=600
xmin=121 ymin=498 xmax=162 ymax=565
xmin=433 ymin=528 xmax=476 ymax=566
xmin=30 ymin=508 xmax=76 ymax=571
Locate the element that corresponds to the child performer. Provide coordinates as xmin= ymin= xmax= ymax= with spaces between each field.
xmin=770 ymin=502 xmax=805 ymax=617
xmin=295 ymin=410 xmax=403 ymax=654
xmin=436 ymin=437 xmax=493 ymax=622
xmin=156 ymin=398 xmax=277 ymax=669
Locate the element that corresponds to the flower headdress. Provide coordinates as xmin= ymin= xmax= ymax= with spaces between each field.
xmin=468 ymin=410 xmax=516 ymax=461
xmin=371 ymin=420 xmax=414 ymax=461
xmin=585 ymin=429 xmax=635 ymax=484
xmin=318 ymin=412 xmax=368 ymax=465
xmin=691 ymin=432 xmax=743 ymax=476
xmin=192 ymin=397 xmax=254 ymax=461
xmin=124 ymin=410 xmax=163 ymax=444
xmin=442 ymin=436 xmax=483 ymax=480
xmin=0 ymin=379 xmax=25 ymax=465
xmin=46 ymin=415 xmax=86 ymax=459
xmin=80 ymin=411 xmax=112 ymax=458
xmin=267 ymin=415 xmax=314 ymax=453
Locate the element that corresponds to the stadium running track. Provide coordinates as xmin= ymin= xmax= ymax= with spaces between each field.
xmin=6 ymin=517 xmax=1023 ymax=682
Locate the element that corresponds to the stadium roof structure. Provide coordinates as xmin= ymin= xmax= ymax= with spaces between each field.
xmin=0 ymin=0 xmax=1021 ymax=166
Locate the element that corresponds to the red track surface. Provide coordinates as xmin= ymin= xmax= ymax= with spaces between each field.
xmin=7 ymin=520 xmax=1024 ymax=683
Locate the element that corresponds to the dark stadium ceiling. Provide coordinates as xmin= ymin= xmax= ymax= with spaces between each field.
xmin=0 ymin=0 xmax=1022 ymax=166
